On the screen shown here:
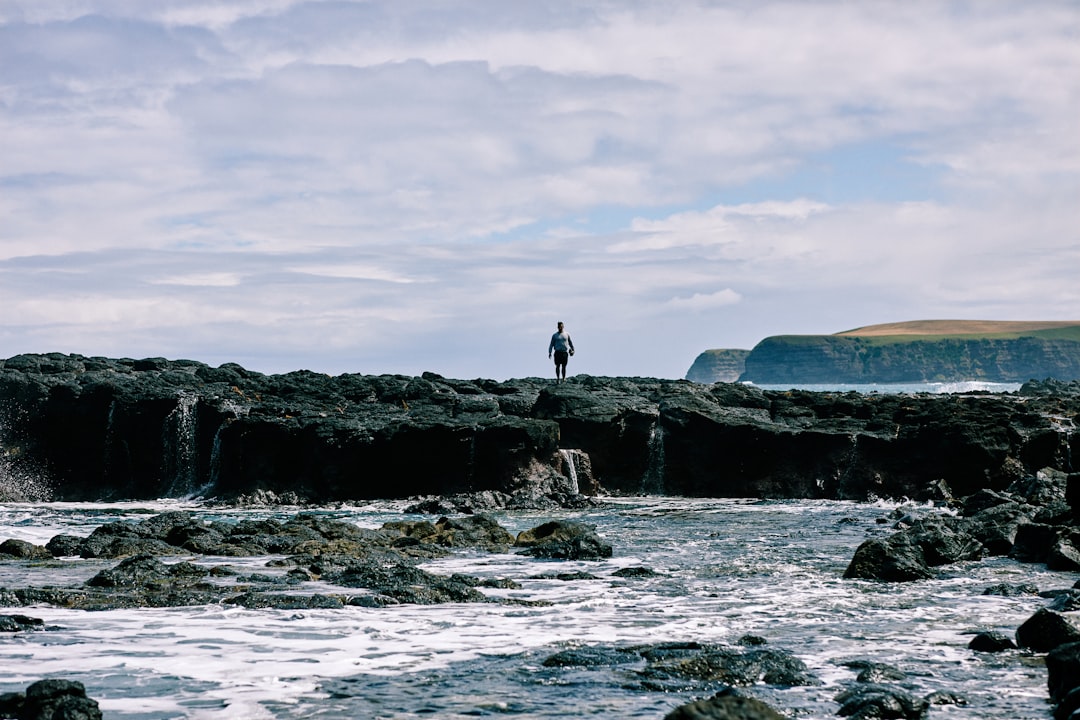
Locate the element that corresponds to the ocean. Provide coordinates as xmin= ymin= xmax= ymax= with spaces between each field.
xmin=745 ymin=381 xmax=1024 ymax=394
xmin=0 ymin=497 xmax=1070 ymax=718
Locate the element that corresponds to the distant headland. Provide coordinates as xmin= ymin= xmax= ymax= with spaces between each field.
xmin=687 ymin=320 xmax=1080 ymax=384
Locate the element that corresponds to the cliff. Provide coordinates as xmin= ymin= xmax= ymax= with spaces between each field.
xmin=735 ymin=320 xmax=1080 ymax=384
xmin=685 ymin=349 xmax=750 ymax=383
xmin=2 ymin=353 xmax=1079 ymax=506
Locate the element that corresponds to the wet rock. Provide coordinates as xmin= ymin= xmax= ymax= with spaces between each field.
xmin=843 ymin=535 xmax=934 ymax=582
xmin=1015 ymin=608 xmax=1080 ymax=652
xmin=961 ymin=488 xmax=1019 ymax=515
xmin=845 ymin=514 xmax=985 ymax=582
xmin=1 ymin=679 xmax=104 ymax=720
xmin=1047 ymin=641 xmax=1080 ymax=706
xmin=1048 ymin=530 xmax=1080 ymax=571
xmin=1010 ymin=523 xmax=1061 ymax=563
xmin=0 ymin=539 xmax=52 ymax=560
xmin=541 ymin=646 xmax=641 ymax=667
xmin=86 ymin=554 xmax=208 ymax=589
xmin=45 ymin=535 xmax=85 ymax=557
xmin=968 ymin=631 xmax=1017 ymax=652
xmin=663 ymin=690 xmax=787 ymax=720
xmin=834 ymin=684 xmax=928 ymax=719
xmin=960 ymin=502 xmax=1033 ymax=555
xmin=982 ymin=583 xmax=1039 ymax=596
xmin=0 ymin=614 xmax=45 ymax=632
xmin=1056 ymin=687 xmax=1080 ymax=720
xmin=321 ymin=561 xmax=488 ymax=604
xmin=642 ymin=646 xmax=817 ymax=688
xmin=381 ymin=514 xmax=515 ymax=551
xmin=515 ymin=520 xmax=613 ymax=560
xmin=845 ymin=661 xmax=906 ymax=683
xmin=612 ymin=566 xmax=660 ymax=578
xmin=226 ymin=592 xmax=345 ymax=610
xmin=1047 ymin=589 xmax=1080 ymax=612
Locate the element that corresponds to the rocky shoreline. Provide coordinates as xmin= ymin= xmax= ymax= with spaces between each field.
xmin=2 ymin=353 xmax=1080 ymax=506
xmin=2 ymin=353 xmax=1080 ymax=718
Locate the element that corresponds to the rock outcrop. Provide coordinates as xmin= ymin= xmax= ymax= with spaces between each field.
xmin=1 ymin=353 xmax=1079 ymax=504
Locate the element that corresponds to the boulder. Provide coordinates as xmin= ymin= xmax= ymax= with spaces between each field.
xmin=968 ymin=631 xmax=1017 ymax=652
xmin=0 ymin=539 xmax=51 ymax=560
xmin=1010 ymin=523 xmax=1061 ymax=564
xmin=515 ymin=520 xmax=613 ymax=560
xmin=844 ymin=535 xmax=934 ymax=582
xmin=1015 ymin=608 xmax=1080 ymax=652
xmin=20 ymin=679 xmax=102 ymax=720
xmin=1047 ymin=641 xmax=1080 ymax=706
xmin=664 ymin=692 xmax=786 ymax=720
xmin=1047 ymin=530 xmax=1080 ymax=571
xmin=833 ymin=684 xmax=928 ymax=719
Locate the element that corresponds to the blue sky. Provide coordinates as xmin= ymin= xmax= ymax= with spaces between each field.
xmin=1 ymin=1 xmax=1078 ymax=380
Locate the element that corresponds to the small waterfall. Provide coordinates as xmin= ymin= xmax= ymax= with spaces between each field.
xmin=163 ymin=393 xmax=200 ymax=497
xmin=641 ymin=422 xmax=666 ymax=495
xmin=559 ymin=449 xmax=580 ymax=494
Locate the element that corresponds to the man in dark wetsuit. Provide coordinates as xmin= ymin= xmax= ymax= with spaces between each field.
xmin=547 ymin=321 xmax=575 ymax=383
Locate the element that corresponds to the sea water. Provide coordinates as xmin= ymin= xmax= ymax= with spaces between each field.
xmin=0 ymin=498 xmax=1072 ymax=719
xmin=746 ymin=381 xmax=1023 ymax=394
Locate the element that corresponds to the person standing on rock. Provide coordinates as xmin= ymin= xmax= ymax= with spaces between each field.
xmin=548 ymin=321 xmax=575 ymax=383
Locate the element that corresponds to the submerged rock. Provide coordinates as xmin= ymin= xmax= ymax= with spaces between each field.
xmin=0 ymin=679 xmax=103 ymax=720
xmin=663 ymin=691 xmax=786 ymax=720
xmin=514 ymin=520 xmax=613 ymax=560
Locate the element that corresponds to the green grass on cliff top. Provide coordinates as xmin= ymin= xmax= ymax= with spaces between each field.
xmin=768 ymin=320 xmax=1080 ymax=346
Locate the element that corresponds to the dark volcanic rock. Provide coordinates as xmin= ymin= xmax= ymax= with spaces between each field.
xmin=1047 ymin=641 xmax=1080 ymax=706
xmin=0 ymin=679 xmax=104 ymax=720
xmin=0 ymin=614 xmax=45 ymax=633
xmin=968 ymin=631 xmax=1017 ymax=652
xmin=3 ymin=353 xmax=1079 ymax=503
xmin=514 ymin=520 xmax=613 ymax=560
xmin=845 ymin=513 xmax=988 ymax=582
xmin=1015 ymin=608 xmax=1080 ymax=652
xmin=664 ymin=691 xmax=786 ymax=720
xmin=833 ymin=684 xmax=928 ymax=719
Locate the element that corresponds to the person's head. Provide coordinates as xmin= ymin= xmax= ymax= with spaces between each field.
xmin=557 ymin=321 xmax=564 ymax=331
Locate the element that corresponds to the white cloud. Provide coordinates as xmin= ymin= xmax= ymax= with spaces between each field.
xmin=0 ymin=1 xmax=1077 ymax=380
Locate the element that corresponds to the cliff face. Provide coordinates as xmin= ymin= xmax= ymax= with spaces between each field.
xmin=2 ymin=353 xmax=1079 ymax=505
xmin=685 ymin=349 xmax=750 ymax=383
xmin=739 ymin=335 xmax=1080 ymax=384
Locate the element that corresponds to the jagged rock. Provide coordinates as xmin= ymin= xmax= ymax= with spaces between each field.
xmin=1048 ymin=530 xmax=1080 ymax=571
xmin=834 ymin=684 xmax=928 ymax=719
xmin=982 ymin=583 xmax=1039 ymax=596
xmin=0 ymin=539 xmax=51 ymax=560
xmin=968 ymin=631 xmax=1017 ymax=652
xmin=381 ymin=515 xmax=515 ymax=551
xmin=960 ymin=502 xmax=1033 ymax=555
xmin=86 ymin=555 xmax=208 ymax=588
xmin=320 ymin=561 xmax=488 ymax=604
xmin=641 ymin=646 xmax=817 ymax=687
xmin=4 ymin=679 xmax=103 ymax=720
xmin=1047 ymin=641 xmax=1080 ymax=706
xmin=541 ymin=647 xmax=641 ymax=667
xmin=45 ymin=535 xmax=85 ymax=557
xmin=1010 ymin=523 xmax=1062 ymax=563
xmin=1015 ymin=608 xmax=1080 ymax=652
xmin=0 ymin=614 xmax=45 ymax=632
xmin=663 ymin=691 xmax=786 ymax=720
xmin=4 ymin=353 xmax=1080 ymax=503
xmin=843 ymin=515 xmax=984 ymax=583
xmin=514 ymin=520 xmax=613 ymax=560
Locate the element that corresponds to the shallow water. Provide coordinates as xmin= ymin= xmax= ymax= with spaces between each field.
xmin=0 ymin=498 xmax=1073 ymax=719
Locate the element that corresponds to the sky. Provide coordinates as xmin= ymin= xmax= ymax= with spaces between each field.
xmin=1 ymin=1 xmax=1078 ymax=381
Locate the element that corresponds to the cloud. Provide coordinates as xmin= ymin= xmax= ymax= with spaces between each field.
xmin=0 ymin=1 xmax=1077 ymax=380
xmin=664 ymin=289 xmax=743 ymax=312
